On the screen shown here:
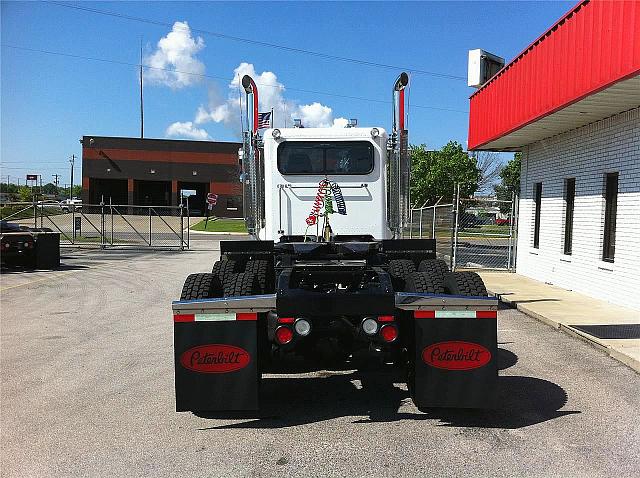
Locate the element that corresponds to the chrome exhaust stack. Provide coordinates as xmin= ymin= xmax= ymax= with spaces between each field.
xmin=241 ymin=75 xmax=264 ymax=237
xmin=388 ymin=72 xmax=410 ymax=238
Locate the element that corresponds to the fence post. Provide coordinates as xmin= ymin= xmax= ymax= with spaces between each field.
xmin=148 ymin=207 xmax=152 ymax=246
xmin=187 ymin=206 xmax=190 ymax=248
xmin=419 ymin=208 xmax=423 ymax=238
xmin=507 ymin=191 xmax=515 ymax=271
xmin=100 ymin=196 xmax=105 ymax=249
xmin=33 ymin=195 xmax=37 ymax=229
xmin=432 ymin=206 xmax=436 ymax=239
xmin=451 ymin=184 xmax=460 ymax=271
xmin=110 ymin=198 xmax=114 ymax=246
xmin=180 ymin=203 xmax=184 ymax=251
xmin=408 ymin=208 xmax=413 ymax=238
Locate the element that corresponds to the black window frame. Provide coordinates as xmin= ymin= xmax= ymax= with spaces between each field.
xmin=276 ymin=141 xmax=375 ymax=176
xmin=533 ymin=182 xmax=542 ymax=249
xmin=602 ymin=172 xmax=618 ymax=263
xmin=563 ymin=178 xmax=575 ymax=255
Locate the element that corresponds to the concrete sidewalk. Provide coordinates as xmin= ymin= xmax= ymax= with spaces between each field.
xmin=478 ymin=271 xmax=640 ymax=373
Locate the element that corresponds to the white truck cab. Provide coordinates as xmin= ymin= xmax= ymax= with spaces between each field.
xmin=259 ymin=127 xmax=392 ymax=241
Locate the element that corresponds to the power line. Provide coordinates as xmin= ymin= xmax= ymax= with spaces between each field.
xmin=2 ymin=44 xmax=469 ymax=113
xmin=47 ymin=1 xmax=467 ymax=81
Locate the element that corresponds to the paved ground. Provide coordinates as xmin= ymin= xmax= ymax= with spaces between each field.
xmin=2 ymin=242 xmax=640 ymax=477
xmin=479 ymin=271 xmax=640 ymax=373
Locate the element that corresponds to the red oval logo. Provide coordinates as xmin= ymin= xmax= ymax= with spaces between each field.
xmin=422 ymin=341 xmax=491 ymax=370
xmin=180 ymin=344 xmax=251 ymax=373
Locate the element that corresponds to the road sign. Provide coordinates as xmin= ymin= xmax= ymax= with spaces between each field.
xmin=207 ymin=193 xmax=218 ymax=206
xmin=26 ymin=174 xmax=38 ymax=181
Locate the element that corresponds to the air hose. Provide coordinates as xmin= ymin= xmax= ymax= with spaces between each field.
xmin=329 ymin=181 xmax=347 ymax=215
xmin=306 ymin=179 xmax=328 ymax=226
xmin=305 ymin=179 xmax=347 ymax=231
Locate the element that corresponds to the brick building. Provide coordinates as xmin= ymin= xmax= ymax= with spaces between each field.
xmin=81 ymin=136 xmax=243 ymax=217
xmin=468 ymin=0 xmax=640 ymax=309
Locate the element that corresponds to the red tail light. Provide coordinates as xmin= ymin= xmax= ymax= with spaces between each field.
xmin=277 ymin=317 xmax=295 ymax=324
xmin=275 ymin=326 xmax=293 ymax=345
xmin=379 ymin=324 xmax=398 ymax=343
xmin=377 ymin=315 xmax=394 ymax=322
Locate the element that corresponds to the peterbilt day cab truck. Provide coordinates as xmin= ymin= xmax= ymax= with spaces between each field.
xmin=172 ymin=73 xmax=498 ymax=412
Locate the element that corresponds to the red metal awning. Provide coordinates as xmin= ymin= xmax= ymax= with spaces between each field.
xmin=468 ymin=0 xmax=640 ymax=151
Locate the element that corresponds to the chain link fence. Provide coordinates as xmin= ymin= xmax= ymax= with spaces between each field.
xmin=407 ymin=191 xmax=517 ymax=271
xmin=1 ymin=201 xmax=189 ymax=249
xmin=454 ymin=195 xmax=517 ymax=270
xmin=408 ymin=203 xmax=454 ymax=263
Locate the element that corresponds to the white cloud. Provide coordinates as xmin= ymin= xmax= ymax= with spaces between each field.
xmin=194 ymin=63 xmax=346 ymax=134
xmin=144 ymin=21 xmax=205 ymax=89
xmin=165 ymin=121 xmax=211 ymax=140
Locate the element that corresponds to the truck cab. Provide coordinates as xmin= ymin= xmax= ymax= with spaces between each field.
xmin=260 ymin=127 xmax=391 ymax=240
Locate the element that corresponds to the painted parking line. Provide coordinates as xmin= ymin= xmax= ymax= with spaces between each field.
xmin=0 ymin=271 xmax=75 ymax=292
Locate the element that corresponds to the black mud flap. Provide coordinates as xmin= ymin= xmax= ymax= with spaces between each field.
xmin=174 ymin=317 xmax=259 ymax=412
xmin=411 ymin=317 xmax=497 ymax=409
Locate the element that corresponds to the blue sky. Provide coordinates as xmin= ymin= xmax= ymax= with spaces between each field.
xmin=1 ymin=1 xmax=572 ymax=185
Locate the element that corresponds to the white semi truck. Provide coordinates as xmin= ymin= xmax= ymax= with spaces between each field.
xmin=172 ymin=73 xmax=498 ymax=412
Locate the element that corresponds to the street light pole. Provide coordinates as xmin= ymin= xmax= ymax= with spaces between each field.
xmin=69 ymin=154 xmax=76 ymax=200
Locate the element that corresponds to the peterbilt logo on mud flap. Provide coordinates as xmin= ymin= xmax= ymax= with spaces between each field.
xmin=180 ymin=344 xmax=250 ymax=373
xmin=422 ymin=341 xmax=491 ymax=370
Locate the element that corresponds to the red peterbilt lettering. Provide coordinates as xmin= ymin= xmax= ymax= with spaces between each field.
xmin=422 ymin=341 xmax=491 ymax=371
xmin=180 ymin=344 xmax=250 ymax=373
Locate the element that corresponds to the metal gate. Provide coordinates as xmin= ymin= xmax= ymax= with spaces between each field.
xmin=1 ymin=201 xmax=190 ymax=249
xmin=407 ymin=190 xmax=517 ymax=271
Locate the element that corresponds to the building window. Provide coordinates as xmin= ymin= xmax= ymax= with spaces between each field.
xmin=563 ymin=178 xmax=575 ymax=255
xmin=602 ymin=172 xmax=618 ymax=262
xmin=533 ymin=182 xmax=542 ymax=248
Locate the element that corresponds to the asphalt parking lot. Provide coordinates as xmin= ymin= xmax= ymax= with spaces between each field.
xmin=2 ymin=239 xmax=640 ymax=477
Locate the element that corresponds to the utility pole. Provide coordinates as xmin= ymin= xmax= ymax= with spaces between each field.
xmin=140 ymin=40 xmax=144 ymax=139
xmin=69 ymin=154 xmax=76 ymax=200
xmin=52 ymin=174 xmax=60 ymax=187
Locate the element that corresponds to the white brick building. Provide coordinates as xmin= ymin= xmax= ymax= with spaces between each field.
xmin=468 ymin=1 xmax=640 ymax=310
xmin=517 ymin=108 xmax=640 ymax=309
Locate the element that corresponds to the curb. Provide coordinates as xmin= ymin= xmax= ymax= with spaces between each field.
xmin=488 ymin=288 xmax=640 ymax=374
xmin=186 ymin=230 xmax=249 ymax=236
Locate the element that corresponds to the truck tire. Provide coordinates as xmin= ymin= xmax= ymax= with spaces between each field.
xmin=212 ymin=259 xmax=239 ymax=285
xmin=405 ymin=272 xmax=445 ymax=294
xmin=244 ymin=259 xmax=273 ymax=293
xmin=180 ymin=273 xmax=222 ymax=300
xmin=444 ymin=271 xmax=488 ymax=297
xmin=223 ymin=272 xmax=260 ymax=297
xmin=418 ymin=259 xmax=449 ymax=277
xmin=387 ymin=259 xmax=416 ymax=291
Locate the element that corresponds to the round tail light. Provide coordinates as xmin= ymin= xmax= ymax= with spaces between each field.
xmin=275 ymin=326 xmax=294 ymax=345
xmin=380 ymin=324 xmax=398 ymax=343
xmin=361 ymin=317 xmax=378 ymax=335
xmin=294 ymin=319 xmax=311 ymax=337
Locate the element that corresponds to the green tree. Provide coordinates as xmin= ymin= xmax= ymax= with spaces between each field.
xmin=42 ymin=182 xmax=58 ymax=195
xmin=18 ymin=186 xmax=32 ymax=202
xmin=494 ymin=152 xmax=522 ymax=212
xmin=410 ymin=141 xmax=480 ymax=207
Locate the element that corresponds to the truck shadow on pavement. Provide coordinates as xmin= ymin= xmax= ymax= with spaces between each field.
xmin=197 ymin=348 xmax=579 ymax=431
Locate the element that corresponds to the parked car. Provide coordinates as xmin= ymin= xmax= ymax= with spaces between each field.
xmin=60 ymin=198 xmax=82 ymax=212
xmin=495 ymin=218 xmax=511 ymax=226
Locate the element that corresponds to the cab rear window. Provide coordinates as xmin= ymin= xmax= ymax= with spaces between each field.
xmin=277 ymin=141 xmax=374 ymax=175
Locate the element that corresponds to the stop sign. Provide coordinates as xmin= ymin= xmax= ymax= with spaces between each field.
xmin=207 ymin=193 xmax=218 ymax=206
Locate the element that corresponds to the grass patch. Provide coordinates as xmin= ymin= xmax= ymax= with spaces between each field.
xmin=191 ymin=218 xmax=247 ymax=233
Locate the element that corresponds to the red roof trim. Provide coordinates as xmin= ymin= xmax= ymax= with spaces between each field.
xmin=468 ymin=0 xmax=640 ymax=150
xmin=471 ymin=67 xmax=640 ymax=150
xmin=470 ymin=0 xmax=590 ymax=99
